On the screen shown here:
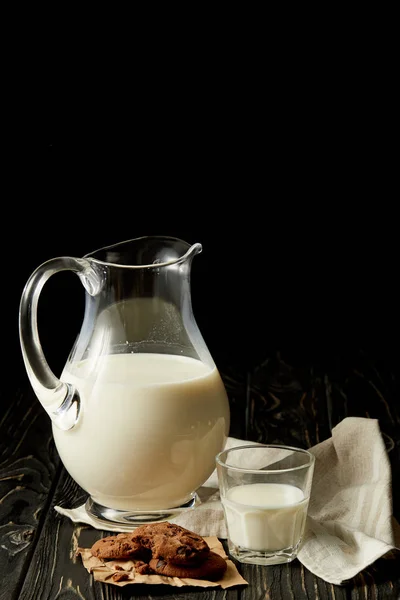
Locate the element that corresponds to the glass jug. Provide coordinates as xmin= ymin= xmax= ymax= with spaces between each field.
xmin=19 ymin=236 xmax=230 ymax=526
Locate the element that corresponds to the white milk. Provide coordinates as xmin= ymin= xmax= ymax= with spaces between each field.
xmin=222 ymin=483 xmax=308 ymax=551
xmin=54 ymin=353 xmax=229 ymax=510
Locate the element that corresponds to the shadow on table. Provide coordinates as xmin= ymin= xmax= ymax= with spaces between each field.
xmin=351 ymin=550 xmax=400 ymax=588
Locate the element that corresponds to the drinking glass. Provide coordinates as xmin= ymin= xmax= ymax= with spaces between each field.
xmin=216 ymin=445 xmax=315 ymax=565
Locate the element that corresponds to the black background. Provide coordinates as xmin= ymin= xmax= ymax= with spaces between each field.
xmin=1 ymin=24 xmax=399 ymax=600
xmin=6 ymin=65 xmax=399 ymax=391
xmin=9 ymin=145 xmax=398 ymax=393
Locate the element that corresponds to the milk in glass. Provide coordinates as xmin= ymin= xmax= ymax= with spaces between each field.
xmin=222 ymin=483 xmax=308 ymax=551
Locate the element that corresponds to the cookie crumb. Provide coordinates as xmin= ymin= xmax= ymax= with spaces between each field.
xmin=112 ymin=572 xmax=130 ymax=582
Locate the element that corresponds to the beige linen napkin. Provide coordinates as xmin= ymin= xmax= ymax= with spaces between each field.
xmin=55 ymin=418 xmax=399 ymax=585
xmin=298 ymin=417 xmax=399 ymax=584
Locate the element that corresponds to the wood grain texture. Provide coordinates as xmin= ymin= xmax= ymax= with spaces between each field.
xmin=0 ymin=385 xmax=61 ymax=600
xmin=246 ymin=350 xmax=400 ymax=600
xmin=221 ymin=367 xmax=247 ymax=440
xmin=2 ymin=353 xmax=399 ymax=599
xmin=18 ymin=469 xmax=241 ymax=599
xmin=16 ymin=369 xmax=247 ymax=600
xmin=240 ymin=560 xmax=350 ymax=600
xmin=247 ymin=354 xmax=332 ymax=447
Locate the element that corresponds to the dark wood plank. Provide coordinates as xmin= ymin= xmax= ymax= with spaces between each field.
xmin=246 ymin=350 xmax=400 ymax=600
xmin=18 ymin=469 xmax=241 ymax=600
xmin=220 ymin=366 xmax=248 ymax=440
xmin=5 ymin=353 xmax=399 ymax=599
xmin=246 ymin=352 xmax=332 ymax=447
xmin=240 ymin=560 xmax=350 ymax=600
xmin=0 ymin=385 xmax=61 ymax=600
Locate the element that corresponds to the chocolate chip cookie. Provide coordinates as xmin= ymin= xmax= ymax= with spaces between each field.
xmin=133 ymin=522 xmax=210 ymax=565
xmin=89 ymin=522 xmax=227 ymax=582
xmin=91 ymin=533 xmax=145 ymax=560
xmin=149 ymin=551 xmax=227 ymax=580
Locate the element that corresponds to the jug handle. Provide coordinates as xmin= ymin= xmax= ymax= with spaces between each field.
xmin=19 ymin=256 xmax=101 ymax=431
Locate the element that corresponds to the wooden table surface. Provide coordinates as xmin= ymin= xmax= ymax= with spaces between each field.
xmin=1 ymin=350 xmax=399 ymax=600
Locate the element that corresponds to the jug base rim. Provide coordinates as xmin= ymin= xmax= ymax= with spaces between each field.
xmin=85 ymin=493 xmax=200 ymax=529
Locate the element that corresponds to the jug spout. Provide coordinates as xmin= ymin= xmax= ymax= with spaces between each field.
xmin=182 ymin=242 xmax=202 ymax=263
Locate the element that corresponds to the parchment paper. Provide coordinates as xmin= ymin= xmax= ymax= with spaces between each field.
xmin=77 ymin=536 xmax=248 ymax=588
